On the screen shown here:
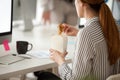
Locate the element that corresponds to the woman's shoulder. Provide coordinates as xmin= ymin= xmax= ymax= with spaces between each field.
xmin=77 ymin=27 xmax=92 ymax=39
xmin=78 ymin=23 xmax=105 ymax=42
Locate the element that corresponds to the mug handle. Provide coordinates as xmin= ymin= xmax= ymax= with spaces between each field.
xmin=27 ymin=43 xmax=33 ymax=51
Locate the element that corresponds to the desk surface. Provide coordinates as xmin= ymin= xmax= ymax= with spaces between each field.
xmin=0 ymin=55 xmax=71 ymax=79
xmin=0 ymin=24 xmax=75 ymax=79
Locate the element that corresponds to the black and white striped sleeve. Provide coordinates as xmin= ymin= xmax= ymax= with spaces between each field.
xmin=59 ymin=29 xmax=95 ymax=80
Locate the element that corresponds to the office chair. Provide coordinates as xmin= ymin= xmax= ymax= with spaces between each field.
xmin=106 ymin=74 xmax=120 ymax=80
xmin=106 ymin=58 xmax=120 ymax=80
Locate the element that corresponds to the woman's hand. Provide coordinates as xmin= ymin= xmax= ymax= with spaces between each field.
xmin=49 ymin=49 xmax=68 ymax=66
xmin=61 ymin=23 xmax=79 ymax=36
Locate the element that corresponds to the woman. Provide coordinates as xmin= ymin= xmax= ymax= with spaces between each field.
xmin=50 ymin=0 xmax=120 ymax=80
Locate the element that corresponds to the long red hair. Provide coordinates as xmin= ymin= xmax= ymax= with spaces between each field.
xmin=80 ymin=0 xmax=120 ymax=65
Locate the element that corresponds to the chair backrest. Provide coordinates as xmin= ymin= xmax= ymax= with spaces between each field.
xmin=106 ymin=74 xmax=120 ymax=80
xmin=113 ymin=59 xmax=120 ymax=74
xmin=106 ymin=59 xmax=120 ymax=80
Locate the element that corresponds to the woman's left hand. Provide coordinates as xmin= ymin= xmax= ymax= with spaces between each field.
xmin=49 ymin=49 xmax=68 ymax=66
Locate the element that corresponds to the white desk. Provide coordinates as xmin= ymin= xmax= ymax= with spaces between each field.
xmin=0 ymin=55 xmax=71 ymax=80
xmin=0 ymin=24 xmax=75 ymax=80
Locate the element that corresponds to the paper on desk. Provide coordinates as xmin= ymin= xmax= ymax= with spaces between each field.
xmin=27 ymin=50 xmax=50 ymax=59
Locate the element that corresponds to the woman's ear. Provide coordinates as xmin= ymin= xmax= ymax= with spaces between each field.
xmin=79 ymin=1 xmax=86 ymax=9
xmin=82 ymin=2 xmax=87 ymax=8
xmin=83 ymin=2 xmax=90 ymax=10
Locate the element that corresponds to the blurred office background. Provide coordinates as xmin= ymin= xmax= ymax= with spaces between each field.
xmin=13 ymin=0 xmax=78 ymax=31
xmin=13 ymin=0 xmax=37 ymax=31
xmin=13 ymin=0 xmax=120 ymax=31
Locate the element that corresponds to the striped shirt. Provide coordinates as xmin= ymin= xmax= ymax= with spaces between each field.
xmin=59 ymin=17 xmax=114 ymax=80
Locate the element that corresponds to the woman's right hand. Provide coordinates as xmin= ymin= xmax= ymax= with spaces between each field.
xmin=62 ymin=23 xmax=79 ymax=36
